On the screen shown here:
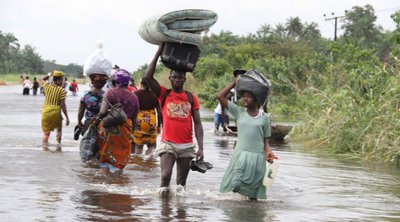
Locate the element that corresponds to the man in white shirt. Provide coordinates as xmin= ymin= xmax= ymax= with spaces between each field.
xmin=214 ymin=90 xmax=234 ymax=132
xmin=22 ymin=76 xmax=32 ymax=95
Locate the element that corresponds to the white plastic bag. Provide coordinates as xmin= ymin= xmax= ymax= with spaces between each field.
xmin=83 ymin=40 xmax=112 ymax=77
xmin=263 ymin=160 xmax=279 ymax=187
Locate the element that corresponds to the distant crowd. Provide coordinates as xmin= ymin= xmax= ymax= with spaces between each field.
xmin=20 ymin=74 xmax=78 ymax=96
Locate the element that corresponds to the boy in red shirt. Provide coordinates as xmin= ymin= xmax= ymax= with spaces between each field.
xmin=145 ymin=45 xmax=204 ymax=195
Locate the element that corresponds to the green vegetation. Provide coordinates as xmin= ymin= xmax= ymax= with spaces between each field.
xmin=2 ymin=5 xmax=400 ymax=164
xmin=0 ymin=31 xmax=82 ymax=76
xmin=191 ymin=5 xmax=398 ymax=164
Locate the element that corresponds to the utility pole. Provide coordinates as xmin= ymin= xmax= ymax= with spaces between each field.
xmin=323 ymin=12 xmax=346 ymax=41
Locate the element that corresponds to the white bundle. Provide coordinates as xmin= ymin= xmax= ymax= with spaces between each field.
xmin=83 ymin=40 xmax=112 ymax=76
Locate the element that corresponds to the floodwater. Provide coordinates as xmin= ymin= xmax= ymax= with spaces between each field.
xmin=0 ymin=84 xmax=399 ymax=222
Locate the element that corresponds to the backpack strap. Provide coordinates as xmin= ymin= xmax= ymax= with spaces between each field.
xmin=185 ymin=91 xmax=194 ymax=109
xmin=161 ymin=89 xmax=172 ymax=108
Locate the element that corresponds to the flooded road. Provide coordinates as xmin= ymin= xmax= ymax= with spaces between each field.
xmin=0 ymin=84 xmax=399 ymax=222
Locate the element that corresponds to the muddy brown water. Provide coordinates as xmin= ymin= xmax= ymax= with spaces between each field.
xmin=0 ymin=85 xmax=399 ymax=222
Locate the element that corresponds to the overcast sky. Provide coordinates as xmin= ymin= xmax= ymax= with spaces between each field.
xmin=1 ymin=0 xmax=399 ymax=72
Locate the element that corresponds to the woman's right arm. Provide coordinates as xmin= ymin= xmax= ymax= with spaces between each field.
xmin=77 ymin=102 xmax=85 ymax=128
xmin=217 ymin=81 xmax=236 ymax=109
xmin=41 ymin=74 xmax=50 ymax=81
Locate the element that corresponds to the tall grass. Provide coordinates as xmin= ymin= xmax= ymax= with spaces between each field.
xmin=0 ymin=73 xmax=30 ymax=85
xmin=291 ymin=65 xmax=400 ymax=163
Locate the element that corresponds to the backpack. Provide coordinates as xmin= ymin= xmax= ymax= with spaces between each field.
xmin=69 ymin=84 xmax=74 ymax=91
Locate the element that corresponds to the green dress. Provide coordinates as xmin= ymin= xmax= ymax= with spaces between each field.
xmin=220 ymin=101 xmax=271 ymax=199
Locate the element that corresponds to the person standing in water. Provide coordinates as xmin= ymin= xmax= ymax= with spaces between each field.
xmin=133 ymin=77 xmax=162 ymax=160
xmin=32 ymin=77 xmax=39 ymax=96
xmin=217 ymin=78 xmax=276 ymax=201
xmin=22 ymin=76 xmax=32 ymax=95
xmin=77 ymin=73 xmax=109 ymax=133
xmin=97 ymin=69 xmax=139 ymax=175
xmin=70 ymin=79 xmax=79 ymax=96
xmin=214 ymin=90 xmax=234 ymax=132
xmin=145 ymin=44 xmax=204 ymax=195
xmin=41 ymin=71 xmax=70 ymax=150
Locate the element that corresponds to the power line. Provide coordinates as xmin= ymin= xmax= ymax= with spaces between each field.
xmin=323 ymin=12 xmax=346 ymax=41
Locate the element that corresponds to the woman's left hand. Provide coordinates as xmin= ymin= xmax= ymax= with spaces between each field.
xmin=266 ymin=149 xmax=277 ymax=163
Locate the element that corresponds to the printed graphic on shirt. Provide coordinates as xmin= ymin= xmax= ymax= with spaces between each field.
xmin=166 ymin=101 xmax=192 ymax=118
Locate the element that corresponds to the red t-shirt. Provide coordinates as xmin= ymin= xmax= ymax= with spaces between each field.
xmin=71 ymin=82 xmax=78 ymax=92
xmin=160 ymin=86 xmax=200 ymax=143
xmin=127 ymin=85 xmax=137 ymax=92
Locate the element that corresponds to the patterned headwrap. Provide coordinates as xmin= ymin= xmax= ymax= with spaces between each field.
xmin=114 ymin=69 xmax=131 ymax=88
xmin=90 ymin=74 xmax=108 ymax=89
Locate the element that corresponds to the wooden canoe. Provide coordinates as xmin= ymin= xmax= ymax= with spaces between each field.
xmin=223 ymin=124 xmax=293 ymax=141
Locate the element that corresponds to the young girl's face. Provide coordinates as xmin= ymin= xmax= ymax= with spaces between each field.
xmin=242 ymin=91 xmax=257 ymax=108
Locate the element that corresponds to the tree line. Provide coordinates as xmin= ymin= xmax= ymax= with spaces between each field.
xmin=0 ymin=32 xmax=82 ymax=76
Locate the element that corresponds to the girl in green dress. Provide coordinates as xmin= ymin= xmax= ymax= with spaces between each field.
xmin=217 ymin=80 xmax=276 ymax=201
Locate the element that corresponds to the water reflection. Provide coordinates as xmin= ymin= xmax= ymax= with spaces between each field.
xmin=128 ymin=156 xmax=158 ymax=172
xmin=37 ymin=189 xmax=63 ymax=220
xmin=160 ymin=197 xmax=188 ymax=221
xmin=77 ymin=190 xmax=142 ymax=221
xmin=76 ymin=166 xmax=132 ymax=186
xmin=218 ymin=200 xmax=275 ymax=222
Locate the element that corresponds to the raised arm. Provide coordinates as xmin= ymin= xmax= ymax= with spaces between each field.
xmin=145 ymin=44 xmax=164 ymax=79
xmin=217 ymin=81 xmax=236 ymax=110
xmin=41 ymin=73 xmax=50 ymax=81
xmin=144 ymin=44 xmax=164 ymax=97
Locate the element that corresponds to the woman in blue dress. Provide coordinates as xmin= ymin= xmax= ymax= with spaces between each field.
xmin=78 ymin=73 xmax=109 ymax=132
xmin=217 ymin=80 xmax=276 ymax=201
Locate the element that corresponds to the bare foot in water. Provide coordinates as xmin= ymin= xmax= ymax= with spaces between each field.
xmin=42 ymin=142 xmax=49 ymax=151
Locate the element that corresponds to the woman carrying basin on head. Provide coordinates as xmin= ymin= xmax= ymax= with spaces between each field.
xmin=217 ymin=73 xmax=276 ymax=201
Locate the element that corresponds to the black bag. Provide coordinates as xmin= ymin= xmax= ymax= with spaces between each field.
xmin=102 ymin=101 xmax=127 ymax=128
xmin=236 ymin=69 xmax=271 ymax=107
xmin=79 ymin=122 xmax=99 ymax=162
xmin=161 ymin=42 xmax=201 ymax=72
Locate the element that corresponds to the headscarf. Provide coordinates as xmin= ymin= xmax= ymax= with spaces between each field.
xmin=90 ymin=74 xmax=109 ymax=89
xmin=114 ymin=69 xmax=131 ymax=88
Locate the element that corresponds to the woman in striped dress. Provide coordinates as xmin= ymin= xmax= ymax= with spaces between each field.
xmin=41 ymin=70 xmax=70 ymax=150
